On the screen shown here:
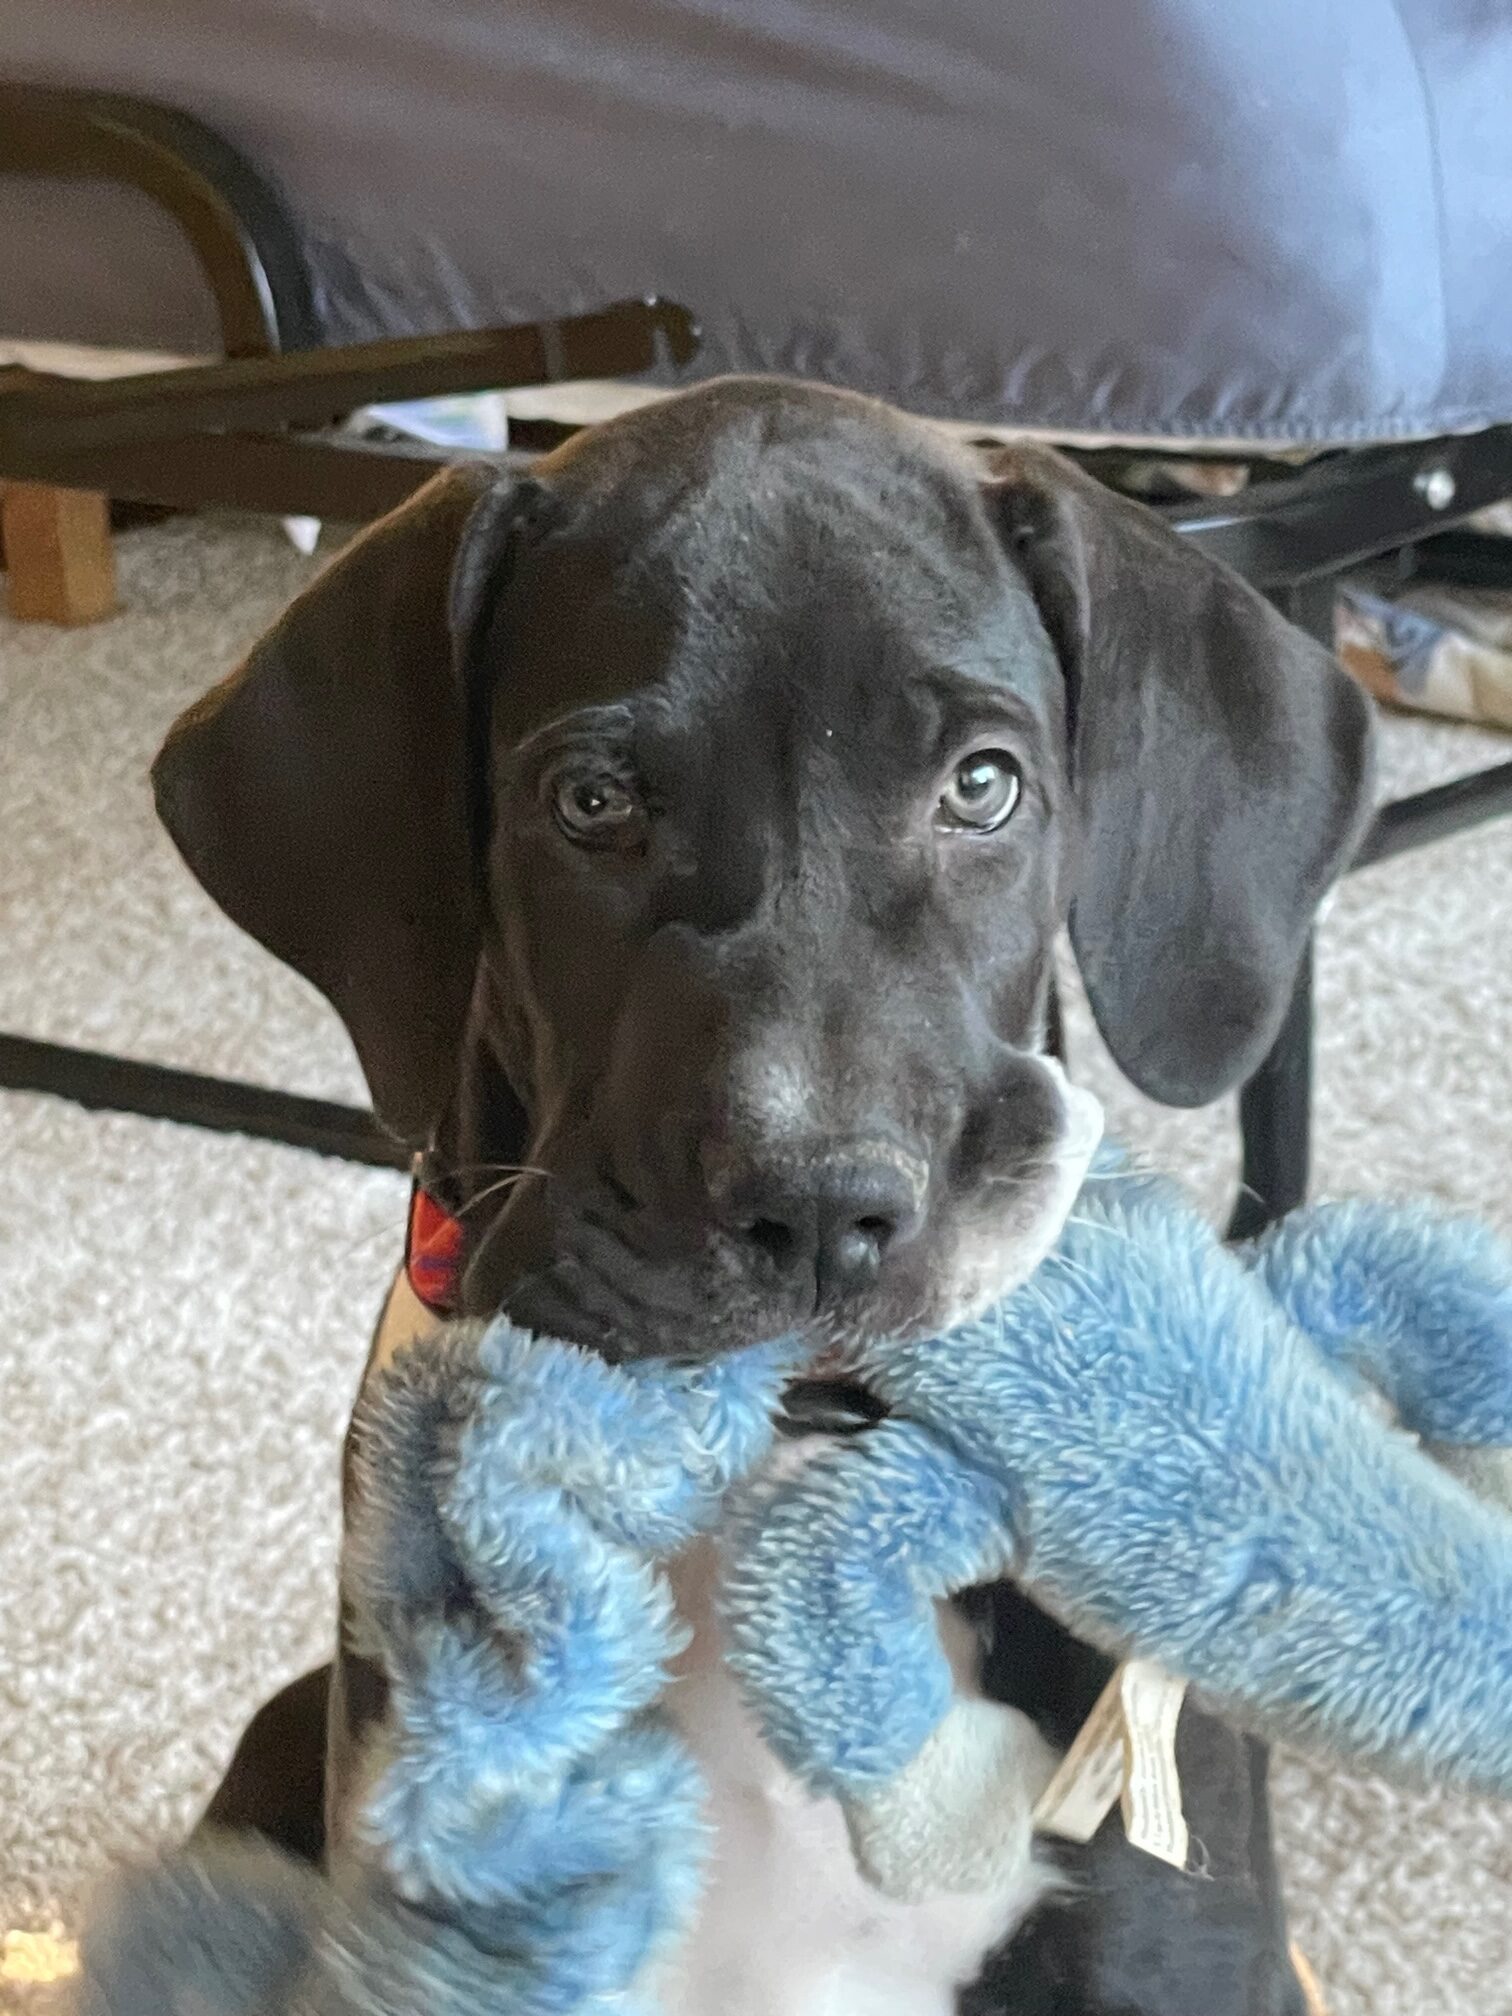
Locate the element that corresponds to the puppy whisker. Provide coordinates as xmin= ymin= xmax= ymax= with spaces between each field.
xmin=978 ymin=1158 xmax=1079 ymax=1190
xmin=332 ymin=1218 xmax=422 ymax=1264
xmin=454 ymin=1168 xmax=553 ymax=1220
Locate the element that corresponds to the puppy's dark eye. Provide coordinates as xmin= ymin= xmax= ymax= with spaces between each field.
xmin=551 ymin=774 xmax=644 ymax=847
xmin=938 ymin=750 xmax=1022 ymax=832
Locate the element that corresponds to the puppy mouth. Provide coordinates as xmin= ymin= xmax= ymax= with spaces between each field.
xmin=502 ymin=1184 xmax=920 ymax=1365
xmin=502 ymin=1163 xmax=1090 ymax=1367
xmin=500 ymin=1187 xmax=808 ymax=1362
xmin=484 ymin=1061 xmax=1104 ymax=1361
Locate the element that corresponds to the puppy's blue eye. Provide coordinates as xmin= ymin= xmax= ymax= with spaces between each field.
xmin=938 ymin=750 xmax=1022 ymax=832
xmin=552 ymin=774 xmax=643 ymax=846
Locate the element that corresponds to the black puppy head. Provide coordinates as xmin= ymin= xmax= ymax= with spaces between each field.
xmin=154 ymin=379 xmax=1372 ymax=1358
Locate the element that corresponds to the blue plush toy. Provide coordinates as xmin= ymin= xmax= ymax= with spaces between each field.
xmin=75 ymin=1150 xmax=1512 ymax=2016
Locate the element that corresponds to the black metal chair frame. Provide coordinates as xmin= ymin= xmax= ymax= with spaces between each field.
xmin=2 ymin=80 xmax=1510 ymax=1233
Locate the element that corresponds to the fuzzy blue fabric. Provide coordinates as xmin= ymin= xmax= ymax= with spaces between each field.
xmin=1251 ymin=1199 xmax=1512 ymax=1444
xmin=721 ymin=1156 xmax=1512 ymax=1806
xmin=339 ymin=1323 xmax=800 ymax=2014
xmin=77 ymin=1328 xmax=800 ymax=2016
xmin=74 ymin=1153 xmax=1512 ymax=2016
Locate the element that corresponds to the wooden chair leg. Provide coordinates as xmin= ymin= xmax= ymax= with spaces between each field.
xmin=1 ymin=482 xmax=117 ymax=624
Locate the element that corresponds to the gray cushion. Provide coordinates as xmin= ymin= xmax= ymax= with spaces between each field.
xmin=7 ymin=0 xmax=1512 ymax=441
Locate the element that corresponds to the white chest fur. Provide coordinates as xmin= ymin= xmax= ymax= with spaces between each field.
xmin=651 ymin=1445 xmax=1062 ymax=2016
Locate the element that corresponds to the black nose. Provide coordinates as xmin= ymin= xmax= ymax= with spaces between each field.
xmin=718 ymin=1153 xmax=925 ymax=1309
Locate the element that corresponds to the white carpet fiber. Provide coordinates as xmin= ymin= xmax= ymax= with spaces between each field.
xmin=1 ymin=513 xmax=1509 ymax=2013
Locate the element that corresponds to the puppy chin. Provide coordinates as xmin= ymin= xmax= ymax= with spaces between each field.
xmin=497 ymin=1260 xmax=691 ymax=1361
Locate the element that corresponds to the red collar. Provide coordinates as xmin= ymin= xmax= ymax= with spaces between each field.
xmin=405 ymin=1176 xmax=467 ymax=1315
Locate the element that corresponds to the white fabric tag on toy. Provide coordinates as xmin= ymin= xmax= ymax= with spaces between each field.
xmin=1031 ymin=1658 xmax=1189 ymax=1870
xmin=1118 ymin=1659 xmax=1189 ymax=1868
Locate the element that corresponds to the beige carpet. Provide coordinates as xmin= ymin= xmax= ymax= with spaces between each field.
xmin=2 ymin=513 xmax=1509 ymax=2013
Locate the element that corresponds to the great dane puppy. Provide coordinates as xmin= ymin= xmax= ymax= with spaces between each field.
xmin=158 ymin=378 xmax=1372 ymax=2015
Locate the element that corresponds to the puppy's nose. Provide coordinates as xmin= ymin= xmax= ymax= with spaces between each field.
xmin=716 ymin=1152 xmax=926 ymax=1309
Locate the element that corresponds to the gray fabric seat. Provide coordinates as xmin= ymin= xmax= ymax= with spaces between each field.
xmin=7 ymin=0 xmax=1512 ymax=443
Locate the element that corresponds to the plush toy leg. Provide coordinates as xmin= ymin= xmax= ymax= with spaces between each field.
xmin=75 ymin=1831 xmax=676 ymax=2016
xmin=72 ymin=1837 xmax=318 ymax=2016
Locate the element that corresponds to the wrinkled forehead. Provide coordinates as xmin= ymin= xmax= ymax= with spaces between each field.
xmin=643 ymin=585 xmax=1065 ymax=804
xmin=491 ymin=453 xmax=1066 ymax=763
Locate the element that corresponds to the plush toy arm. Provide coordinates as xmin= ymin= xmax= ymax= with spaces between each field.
xmin=1248 ymin=1199 xmax=1512 ymax=1447
xmin=721 ymin=1422 xmax=1055 ymax=1902
xmin=349 ymin=1324 xmax=790 ymax=1851
xmin=73 ymin=1323 xmax=797 ymax=2016
xmin=721 ymin=1422 xmax=1011 ymax=1792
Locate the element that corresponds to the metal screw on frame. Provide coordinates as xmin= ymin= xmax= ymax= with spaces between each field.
xmin=1413 ymin=465 xmax=1457 ymax=511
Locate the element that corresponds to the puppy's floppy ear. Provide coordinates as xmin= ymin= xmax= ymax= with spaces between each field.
xmin=153 ymin=465 xmax=549 ymax=1143
xmin=985 ymin=444 xmax=1375 ymax=1107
